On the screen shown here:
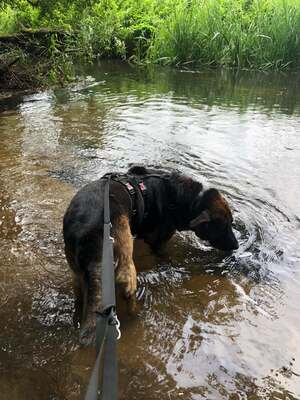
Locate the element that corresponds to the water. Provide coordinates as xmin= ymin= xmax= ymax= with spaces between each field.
xmin=0 ymin=61 xmax=300 ymax=400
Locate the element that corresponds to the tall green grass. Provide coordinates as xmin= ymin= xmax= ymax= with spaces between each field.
xmin=148 ymin=0 xmax=300 ymax=69
xmin=0 ymin=0 xmax=299 ymax=71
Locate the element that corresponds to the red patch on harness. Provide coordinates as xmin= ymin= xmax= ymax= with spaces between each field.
xmin=139 ymin=182 xmax=146 ymax=191
xmin=126 ymin=183 xmax=134 ymax=191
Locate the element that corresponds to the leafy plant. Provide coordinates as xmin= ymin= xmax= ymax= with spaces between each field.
xmin=0 ymin=0 xmax=299 ymax=88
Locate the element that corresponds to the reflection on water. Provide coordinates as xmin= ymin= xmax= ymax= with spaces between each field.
xmin=0 ymin=61 xmax=300 ymax=399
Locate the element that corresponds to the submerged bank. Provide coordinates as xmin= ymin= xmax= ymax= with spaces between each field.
xmin=0 ymin=0 xmax=299 ymax=89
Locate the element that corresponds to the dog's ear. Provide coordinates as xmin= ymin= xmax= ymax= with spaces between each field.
xmin=189 ymin=210 xmax=210 ymax=228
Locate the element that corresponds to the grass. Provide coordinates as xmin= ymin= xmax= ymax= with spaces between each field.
xmin=0 ymin=0 xmax=299 ymax=87
xmin=148 ymin=0 xmax=300 ymax=69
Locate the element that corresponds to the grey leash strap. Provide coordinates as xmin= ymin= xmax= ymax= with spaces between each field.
xmin=102 ymin=318 xmax=118 ymax=399
xmin=102 ymin=176 xmax=116 ymax=311
xmin=84 ymin=176 xmax=119 ymax=400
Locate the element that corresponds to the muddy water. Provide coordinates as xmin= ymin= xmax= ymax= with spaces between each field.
xmin=0 ymin=61 xmax=300 ymax=400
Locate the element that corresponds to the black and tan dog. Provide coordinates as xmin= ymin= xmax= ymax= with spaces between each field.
xmin=63 ymin=166 xmax=238 ymax=344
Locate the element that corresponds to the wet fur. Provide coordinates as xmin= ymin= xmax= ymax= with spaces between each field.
xmin=63 ymin=166 xmax=238 ymax=345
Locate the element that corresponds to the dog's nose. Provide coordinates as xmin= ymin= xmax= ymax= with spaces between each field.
xmin=228 ymin=229 xmax=239 ymax=250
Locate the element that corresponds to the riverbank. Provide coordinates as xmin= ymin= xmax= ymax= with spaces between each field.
xmin=0 ymin=29 xmax=76 ymax=89
xmin=0 ymin=0 xmax=299 ymax=89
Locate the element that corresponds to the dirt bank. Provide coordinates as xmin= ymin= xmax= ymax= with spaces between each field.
xmin=0 ymin=29 xmax=72 ymax=89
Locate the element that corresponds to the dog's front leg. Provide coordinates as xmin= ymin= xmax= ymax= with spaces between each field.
xmin=144 ymin=226 xmax=176 ymax=254
xmin=113 ymin=215 xmax=137 ymax=312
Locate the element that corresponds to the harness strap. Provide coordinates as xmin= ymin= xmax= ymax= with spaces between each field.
xmin=138 ymin=181 xmax=147 ymax=218
xmin=101 ymin=172 xmax=176 ymax=227
xmin=101 ymin=173 xmax=148 ymax=224
xmin=124 ymin=182 xmax=136 ymax=216
xmin=137 ymin=174 xmax=176 ymax=211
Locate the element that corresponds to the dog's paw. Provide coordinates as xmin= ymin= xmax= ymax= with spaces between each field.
xmin=116 ymin=266 xmax=137 ymax=298
xmin=126 ymin=295 xmax=140 ymax=316
xmin=79 ymin=321 xmax=96 ymax=346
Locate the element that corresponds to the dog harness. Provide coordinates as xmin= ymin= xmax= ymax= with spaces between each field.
xmin=101 ymin=173 xmax=148 ymax=230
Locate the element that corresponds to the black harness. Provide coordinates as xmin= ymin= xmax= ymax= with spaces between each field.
xmin=101 ymin=172 xmax=183 ymax=230
xmin=101 ymin=173 xmax=148 ymax=231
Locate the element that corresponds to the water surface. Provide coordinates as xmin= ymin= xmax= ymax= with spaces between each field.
xmin=0 ymin=61 xmax=300 ymax=399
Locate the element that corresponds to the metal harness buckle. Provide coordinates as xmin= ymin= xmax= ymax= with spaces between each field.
xmin=109 ymin=309 xmax=121 ymax=340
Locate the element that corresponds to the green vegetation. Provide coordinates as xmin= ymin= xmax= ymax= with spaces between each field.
xmin=0 ymin=0 xmax=299 ymax=87
xmin=149 ymin=0 xmax=300 ymax=69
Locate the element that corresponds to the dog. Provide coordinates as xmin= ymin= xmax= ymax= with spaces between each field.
xmin=63 ymin=166 xmax=238 ymax=344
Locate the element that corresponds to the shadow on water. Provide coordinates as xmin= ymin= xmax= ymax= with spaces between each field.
xmin=0 ymin=61 xmax=300 ymax=399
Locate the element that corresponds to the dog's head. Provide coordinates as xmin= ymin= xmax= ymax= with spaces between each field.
xmin=190 ymin=188 xmax=238 ymax=251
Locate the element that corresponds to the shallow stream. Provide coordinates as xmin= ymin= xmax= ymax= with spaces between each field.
xmin=0 ymin=61 xmax=300 ymax=399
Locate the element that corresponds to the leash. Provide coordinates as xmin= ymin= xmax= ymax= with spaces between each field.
xmin=85 ymin=176 xmax=120 ymax=400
